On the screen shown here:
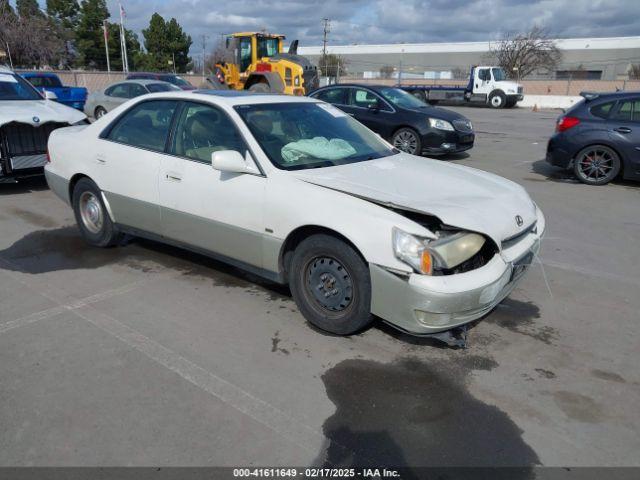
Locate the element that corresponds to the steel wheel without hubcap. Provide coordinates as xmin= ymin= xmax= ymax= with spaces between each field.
xmin=490 ymin=95 xmax=504 ymax=108
xmin=393 ymin=129 xmax=420 ymax=154
xmin=79 ymin=191 xmax=104 ymax=234
xmin=574 ymin=145 xmax=620 ymax=185
xmin=304 ymin=256 xmax=354 ymax=315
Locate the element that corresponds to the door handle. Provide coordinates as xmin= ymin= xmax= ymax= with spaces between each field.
xmin=614 ymin=127 xmax=632 ymax=134
xmin=165 ymin=172 xmax=182 ymax=182
xmin=96 ymin=154 xmax=106 ymax=164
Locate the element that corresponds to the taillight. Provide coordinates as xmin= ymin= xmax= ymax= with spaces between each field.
xmin=46 ymin=150 xmax=51 ymax=163
xmin=556 ymin=116 xmax=580 ymax=132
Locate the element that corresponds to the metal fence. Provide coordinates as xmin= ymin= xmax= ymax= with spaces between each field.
xmin=16 ymin=69 xmax=640 ymax=97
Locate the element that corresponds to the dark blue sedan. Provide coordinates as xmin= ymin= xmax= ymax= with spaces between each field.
xmin=546 ymin=91 xmax=640 ymax=185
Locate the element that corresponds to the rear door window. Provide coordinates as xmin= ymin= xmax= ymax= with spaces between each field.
xmin=106 ymin=100 xmax=178 ymax=152
xmin=611 ymin=100 xmax=633 ymax=121
xmin=632 ymin=99 xmax=640 ymax=123
xmin=106 ymin=83 xmax=130 ymax=98
xmin=348 ymin=88 xmax=381 ymax=109
xmin=129 ymin=83 xmax=148 ymax=98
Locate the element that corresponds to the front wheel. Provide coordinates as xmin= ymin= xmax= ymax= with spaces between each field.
xmin=72 ymin=178 xmax=122 ymax=247
xmin=248 ymin=83 xmax=270 ymax=93
xmin=489 ymin=91 xmax=506 ymax=109
xmin=392 ymin=127 xmax=421 ymax=155
xmin=289 ymin=234 xmax=373 ymax=335
xmin=573 ymin=145 xmax=621 ymax=185
xmin=94 ymin=106 xmax=107 ymax=119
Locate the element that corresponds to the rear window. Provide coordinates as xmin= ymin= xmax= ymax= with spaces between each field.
xmin=25 ymin=75 xmax=63 ymax=88
xmin=590 ymin=101 xmax=615 ymax=119
xmin=147 ymin=83 xmax=179 ymax=93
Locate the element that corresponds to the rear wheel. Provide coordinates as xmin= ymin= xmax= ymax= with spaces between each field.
xmin=489 ymin=91 xmax=506 ymax=109
xmin=248 ymin=82 xmax=270 ymax=93
xmin=573 ymin=145 xmax=621 ymax=185
xmin=506 ymin=97 xmax=518 ymax=108
xmin=392 ymin=127 xmax=421 ymax=155
xmin=72 ymin=178 xmax=122 ymax=247
xmin=289 ymin=234 xmax=373 ymax=335
xmin=94 ymin=106 xmax=107 ymax=119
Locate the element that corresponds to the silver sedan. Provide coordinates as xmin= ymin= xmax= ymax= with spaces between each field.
xmin=84 ymin=80 xmax=181 ymax=119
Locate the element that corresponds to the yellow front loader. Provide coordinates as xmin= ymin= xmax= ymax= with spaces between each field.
xmin=212 ymin=32 xmax=319 ymax=96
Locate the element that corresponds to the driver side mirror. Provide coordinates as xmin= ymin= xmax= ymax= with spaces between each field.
xmin=44 ymin=90 xmax=58 ymax=101
xmin=212 ymin=150 xmax=259 ymax=175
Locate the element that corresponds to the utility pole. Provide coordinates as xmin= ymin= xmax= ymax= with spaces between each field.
xmin=201 ymin=34 xmax=209 ymax=79
xmin=321 ymin=18 xmax=330 ymax=77
xmin=398 ymin=48 xmax=404 ymax=85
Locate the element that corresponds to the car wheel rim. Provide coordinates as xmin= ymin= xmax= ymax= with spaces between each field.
xmin=305 ymin=256 xmax=354 ymax=313
xmin=577 ymin=149 xmax=614 ymax=182
xmin=96 ymin=109 xmax=104 ymax=118
xmin=491 ymin=96 xmax=502 ymax=107
xmin=79 ymin=191 xmax=104 ymax=234
xmin=393 ymin=131 xmax=418 ymax=154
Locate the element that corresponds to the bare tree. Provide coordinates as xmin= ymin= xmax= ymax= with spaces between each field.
xmin=379 ymin=64 xmax=394 ymax=79
xmin=629 ymin=64 xmax=640 ymax=80
xmin=489 ymin=26 xmax=561 ymax=79
xmin=318 ymin=54 xmax=347 ymax=78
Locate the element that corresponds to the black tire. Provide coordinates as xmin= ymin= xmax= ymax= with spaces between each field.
xmin=94 ymin=106 xmax=107 ymax=119
xmin=411 ymin=90 xmax=427 ymax=103
xmin=289 ymin=234 xmax=373 ymax=335
xmin=72 ymin=178 xmax=122 ymax=247
xmin=573 ymin=145 xmax=621 ymax=185
xmin=505 ymin=98 xmax=518 ymax=108
xmin=488 ymin=90 xmax=507 ymax=109
xmin=392 ymin=127 xmax=422 ymax=155
xmin=248 ymin=83 xmax=270 ymax=93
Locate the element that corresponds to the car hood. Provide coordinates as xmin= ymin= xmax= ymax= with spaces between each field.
xmin=295 ymin=153 xmax=537 ymax=247
xmin=0 ymin=99 xmax=86 ymax=127
xmin=401 ymin=105 xmax=467 ymax=121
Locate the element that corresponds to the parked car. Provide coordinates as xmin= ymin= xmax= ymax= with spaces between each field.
xmin=45 ymin=91 xmax=544 ymax=339
xmin=84 ymin=80 xmax=181 ymax=118
xmin=546 ymin=91 xmax=640 ymax=185
xmin=126 ymin=72 xmax=196 ymax=90
xmin=0 ymin=66 xmax=86 ymax=183
xmin=20 ymin=72 xmax=88 ymax=111
xmin=309 ymin=84 xmax=474 ymax=156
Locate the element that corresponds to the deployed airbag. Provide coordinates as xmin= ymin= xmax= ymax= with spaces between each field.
xmin=281 ymin=136 xmax=356 ymax=164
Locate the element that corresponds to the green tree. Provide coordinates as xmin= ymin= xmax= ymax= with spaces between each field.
xmin=47 ymin=0 xmax=80 ymax=29
xmin=141 ymin=12 xmax=192 ymax=72
xmin=75 ymin=0 xmax=109 ymax=68
xmin=16 ymin=0 xmax=43 ymax=18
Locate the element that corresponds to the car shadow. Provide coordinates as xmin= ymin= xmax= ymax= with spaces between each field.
xmin=424 ymin=152 xmax=471 ymax=161
xmin=531 ymin=159 xmax=639 ymax=188
xmin=0 ymin=176 xmax=49 ymax=195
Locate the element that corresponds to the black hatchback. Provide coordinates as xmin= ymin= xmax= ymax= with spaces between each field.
xmin=546 ymin=91 xmax=640 ymax=185
xmin=309 ymin=84 xmax=474 ymax=156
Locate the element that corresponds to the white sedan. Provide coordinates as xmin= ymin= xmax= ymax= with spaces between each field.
xmin=45 ymin=90 xmax=544 ymax=338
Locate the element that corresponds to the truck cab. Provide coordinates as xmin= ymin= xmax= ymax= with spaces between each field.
xmin=468 ymin=66 xmax=523 ymax=108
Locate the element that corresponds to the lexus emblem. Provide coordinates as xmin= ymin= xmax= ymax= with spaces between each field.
xmin=32 ymin=116 xmax=40 ymax=124
xmin=515 ymin=215 xmax=524 ymax=227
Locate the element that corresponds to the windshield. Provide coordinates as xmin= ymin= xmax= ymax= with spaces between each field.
xmin=257 ymin=37 xmax=279 ymax=58
xmin=235 ymin=102 xmax=397 ymax=171
xmin=0 ymin=73 xmax=43 ymax=101
xmin=379 ymin=87 xmax=427 ymax=109
xmin=491 ymin=68 xmax=507 ymax=81
xmin=147 ymin=83 xmax=181 ymax=92
xmin=25 ymin=75 xmax=62 ymax=88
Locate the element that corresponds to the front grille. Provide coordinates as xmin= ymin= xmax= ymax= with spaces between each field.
xmin=452 ymin=119 xmax=473 ymax=133
xmin=1 ymin=122 xmax=67 ymax=157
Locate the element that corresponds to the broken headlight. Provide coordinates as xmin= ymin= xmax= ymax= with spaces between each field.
xmin=393 ymin=227 xmax=486 ymax=275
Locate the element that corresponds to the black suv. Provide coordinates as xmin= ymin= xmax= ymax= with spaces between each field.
xmin=309 ymin=84 xmax=474 ymax=156
xmin=546 ymin=91 xmax=640 ymax=185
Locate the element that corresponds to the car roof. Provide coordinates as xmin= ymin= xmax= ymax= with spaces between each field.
xmin=110 ymin=79 xmax=174 ymax=86
xmin=20 ymin=72 xmax=58 ymax=77
xmin=128 ymin=72 xmax=178 ymax=77
xmin=581 ymin=90 xmax=640 ymax=102
xmin=132 ymin=90 xmax=321 ymax=106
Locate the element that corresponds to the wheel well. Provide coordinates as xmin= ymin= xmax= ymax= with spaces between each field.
xmin=279 ymin=225 xmax=366 ymax=279
xmin=391 ymin=125 xmax=419 ymax=138
xmin=489 ymin=89 xmax=505 ymax=99
xmin=572 ymin=143 xmax=625 ymax=176
xmin=94 ymin=106 xmax=105 ymax=115
xmin=68 ymin=173 xmax=90 ymax=203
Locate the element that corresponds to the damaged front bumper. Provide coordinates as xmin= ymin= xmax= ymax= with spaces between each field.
xmin=371 ymin=210 xmax=544 ymax=338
